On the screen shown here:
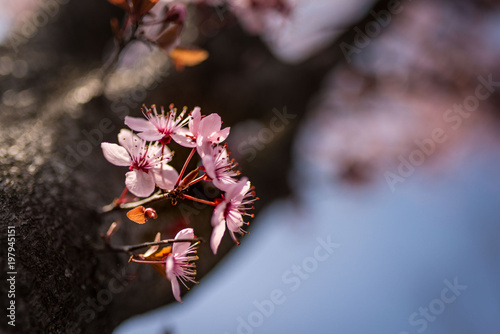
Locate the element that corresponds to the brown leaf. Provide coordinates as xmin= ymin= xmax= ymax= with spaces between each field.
xmin=126 ymin=206 xmax=147 ymax=224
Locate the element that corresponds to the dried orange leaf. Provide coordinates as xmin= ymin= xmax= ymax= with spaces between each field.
xmin=126 ymin=206 xmax=147 ymax=224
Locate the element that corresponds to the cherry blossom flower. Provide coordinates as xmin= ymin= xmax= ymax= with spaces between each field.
xmin=101 ymin=129 xmax=178 ymax=197
xmin=196 ymin=112 xmax=230 ymax=149
xmin=175 ymin=108 xmax=230 ymax=150
xmin=165 ymin=228 xmax=199 ymax=303
xmin=200 ymin=144 xmax=238 ymax=191
xmin=170 ymin=106 xmax=201 ymax=148
xmin=132 ymin=232 xmax=173 ymax=277
xmin=210 ymin=177 xmax=255 ymax=254
xmin=124 ymin=105 xmax=192 ymax=146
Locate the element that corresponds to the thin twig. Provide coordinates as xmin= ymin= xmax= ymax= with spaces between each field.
xmin=100 ymin=190 xmax=171 ymax=214
xmin=111 ymin=238 xmax=202 ymax=253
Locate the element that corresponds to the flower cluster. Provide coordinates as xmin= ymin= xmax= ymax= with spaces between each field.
xmin=101 ymin=104 xmax=256 ymax=302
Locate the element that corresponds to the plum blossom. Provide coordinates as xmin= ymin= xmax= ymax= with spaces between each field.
xmin=132 ymin=232 xmax=172 ymax=277
xmin=124 ymin=105 xmax=192 ymax=146
xmin=101 ymin=129 xmax=178 ymax=197
xmin=174 ymin=108 xmax=230 ymax=150
xmin=130 ymin=229 xmax=198 ymax=302
xmin=196 ymin=112 xmax=230 ymax=149
xmin=210 ymin=177 xmax=255 ymax=254
xmin=200 ymin=144 xmax=238 ymax=191
xmin=171 ymin=106 xmax=201 ymax=148
xmin=165 ymin=228 xmax=199 ymax=303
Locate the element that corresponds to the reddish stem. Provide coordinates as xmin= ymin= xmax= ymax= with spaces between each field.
xmin=116 ymin=187 xmax=129 ymax=204
xmin=187 ymin=175 xmax=205 ymax=187
xmin=130 ymin=259 xmax=166 ymax=264
xmin=175 ymin=148 xmax=196 ymax=188
xmin=180 ymin=193 xmax=217 ymax=207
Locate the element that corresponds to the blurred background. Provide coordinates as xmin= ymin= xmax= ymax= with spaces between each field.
xmin=1 ymin=0 xmax=500 ymax=333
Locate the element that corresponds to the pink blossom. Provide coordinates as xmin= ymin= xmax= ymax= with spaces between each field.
xmin=165 ymin=228 xmax=199 ymax=303
xmin=101 ymin=129 xmax=178 ymax=197
xmin=179 ymin=108 xmax=230 ymax=150
xmin=210 ymin=177 xmax=255 ymax=254
xmin=124 ymin=105 xmax=192 ymax=146
xmin=173 ymin=106 xmax=201 ymax=148
xmin=196 ymin=112 xmax=230 ymax=148
xmin=200 ymin=144 xmax=238 ymax=191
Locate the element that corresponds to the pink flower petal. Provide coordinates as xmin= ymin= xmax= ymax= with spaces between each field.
xmin=165 ymin=255 xmax=182 ymax=303
xmin=189 ymin=107 xmax=201 ymax=135
xmin=165 ymin=255 xmax=175 ymax=281
xmin=226 ymin=177 xmax=250 ymax=200
xmin=173 ymin=228 xmax=194 ymax=255
xmin=199 ymin=113 xmax=222 ymax=137
xmin=101 ymin=142 xmax=131 ymax=166
xmin=118 ymin=129 xmax=140 ymax=153
xmin=170 ymin=274 xmax=182 ymax=303
xmin=211 ymin=127 xmax=230 ymax=144
xmin=153 ymin=164 xmax=179 ymax=191
xmin=200 ymin=147 xmax=217 ymax=180
xmin=125 ymin=170 xmax=156 ymax=197
xmin=171 ymin=129 xmax=195 ymax=148
xmin=228 ymin=230 xmax=239 ymax=244
xmin=137 ymin=129 xmax=163 ymax=142
xmin=125 ymin=116 xmax=156 ymax=132
xmin=212 ymin=174 xmax=237 ymax=192
xmin=226 ymin=210 xmax=244 ymax=232
xmin=210 ymin=202 xmax=227 ymax=254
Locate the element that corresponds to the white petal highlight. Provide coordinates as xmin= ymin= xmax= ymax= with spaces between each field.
xmin=210 ymin=202 xmax=227 ymax=254
xmin=138 ymin=129 xmax=163 ymax=141
xmin=226 ymin=177 xmax=250 ymax=200
xmin=165 ymin=255 xmax=182 ymax=303
xmin=199 ymin=113 xmax=222 ymax=137
xmin=125 ymin=116 xmax=156 ymax=132
xmin=153 ymin=164 xmax=179 ymax=191
xmin=125 ymin=170 xmax=156 ymax=197
xmin=171 ymin=130 xmax=195 ymax=148
xmin=118 ymin=129 xmax=140 ymax=153
xmin=101 ymin=143 xmax=131 ymax=166
xmin=173 ymin=228 xmax=194 ymax=255
xmin=213 ymin=127 xmax=230 ymax=143
xmin=189 ymin=107 xmax=201 ymax=135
